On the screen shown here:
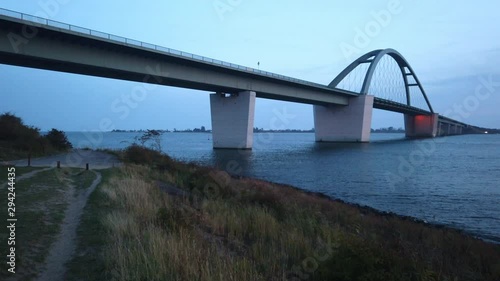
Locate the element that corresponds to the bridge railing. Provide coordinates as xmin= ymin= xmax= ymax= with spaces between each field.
xmin=0 ymin=7 xmax=329 ymax=90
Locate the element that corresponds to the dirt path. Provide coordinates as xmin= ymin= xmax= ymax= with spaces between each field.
xmin=5 ymin=149 xmax=121 ymax=169
xmin=35 ymin=170 xmax=102 ymax=281
xmin=0 ymin=167 xmax=54 ymax=189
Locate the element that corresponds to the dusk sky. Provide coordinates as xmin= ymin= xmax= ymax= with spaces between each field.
xmin=1 ymin=0 xmax=499 ymax=131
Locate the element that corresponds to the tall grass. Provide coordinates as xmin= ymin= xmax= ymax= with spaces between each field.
xmin=101 ymin=166 xmax=263 ymax=280
xmin=96 ymin=147 xmax=500 ymax=281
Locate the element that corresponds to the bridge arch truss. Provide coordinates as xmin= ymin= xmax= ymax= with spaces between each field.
xmin=329 ymin=49 xmax=434 ymax=114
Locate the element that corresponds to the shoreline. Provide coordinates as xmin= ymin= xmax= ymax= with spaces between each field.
xmin=214 ymin=169 xmax=500 ymax=245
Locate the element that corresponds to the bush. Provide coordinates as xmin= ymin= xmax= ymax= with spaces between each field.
xmin=136 ymin=129 xmax=164 ymax=152
xmin=0 ymin=113 xmax=73 ymax=159
xmin=0 ymin=112 xmax=41 ymax=143
xmin=45 ymin=129 xmax=73 ymax=150
xmin=124 ymin=144 xmax=174 ymax=168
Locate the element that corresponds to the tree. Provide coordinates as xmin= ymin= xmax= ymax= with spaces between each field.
xmin=0 ymin=112 xmax=46 ymax=152
xmin=201 ymin=126 xmax=206 ymax=132
xmin=137 ymin=129 xmax=164 ymax=152
xmin=45 ymin=129 xmax=73 ymax=150
xmin=0 ymin=112 xmax=39 ymax=142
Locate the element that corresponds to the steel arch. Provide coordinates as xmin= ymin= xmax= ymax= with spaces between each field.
xmin=329 ymin=49 xmax=433 ymax=113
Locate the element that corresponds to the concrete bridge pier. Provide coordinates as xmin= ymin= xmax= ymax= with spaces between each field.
xmin=405 ymin=113 xmax=439 ymax=138
xmin=314 ymin=95 xmax=374 ymax=142
xmin=438 ymin=122 xmax=446 ymax=136
xmin=210 ymin=91 xmax=256 ymax=149
xmin=449 ymin=124 xmax=462 ymax=135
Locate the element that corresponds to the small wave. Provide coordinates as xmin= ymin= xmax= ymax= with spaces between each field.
xmin=466 ymin=216 xmax=500 ymax=221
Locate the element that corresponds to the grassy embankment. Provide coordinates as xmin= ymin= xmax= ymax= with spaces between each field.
xmin=66 ymin=145 xmax=500 ymax=281
xmin=0 ymin=166 xmax=96 ymax=280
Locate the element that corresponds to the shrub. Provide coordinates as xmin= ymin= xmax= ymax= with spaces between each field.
xmin=124 ymin=144 xmax=174 ymax=168
xmin=0 ymin=113 xmax=72 ymax=159
xmin=136 ymin=129 xmax=164 ymax=152
xmin=0 ymin=112 xmax=41 ymax=143
xmin=45 ymin=128 xmax=73 ymax=150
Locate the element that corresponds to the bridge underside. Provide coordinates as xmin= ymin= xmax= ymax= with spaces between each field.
xmin=0 ymin=16 xmax=352 ymax=106
xmin=437 ymin=122 xmax=464 ymax=136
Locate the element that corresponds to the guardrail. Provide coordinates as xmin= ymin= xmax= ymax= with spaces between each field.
xmin=0 ymin=7 xmax=328 ymax=89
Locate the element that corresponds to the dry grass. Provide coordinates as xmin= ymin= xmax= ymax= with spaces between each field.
xmin=92 ymin=147 xmax=500 ymax=281
xmin=101 ymin=166 xmax=264 ymax=281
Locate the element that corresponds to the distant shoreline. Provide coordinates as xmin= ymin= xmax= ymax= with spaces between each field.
xmin=107 ymin=130 xmax=408 ymax=134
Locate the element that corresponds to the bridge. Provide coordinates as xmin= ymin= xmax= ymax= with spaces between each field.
xmin=0 ymin=8 xmax=481 ymax=149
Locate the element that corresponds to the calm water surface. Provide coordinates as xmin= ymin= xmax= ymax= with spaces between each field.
xmin=67 ymin=132 xmax=500 ymax=242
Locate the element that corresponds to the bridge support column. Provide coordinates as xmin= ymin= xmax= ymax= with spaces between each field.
xmin=210 ymin=91 xmax=256 ymax=149
xmin=405 ymin=113 xmax=439 ymax=138
xmin=314 ymin=95 xmax=374 ymax=142
xmin=438 ymin=122 xmax=445 ymax=136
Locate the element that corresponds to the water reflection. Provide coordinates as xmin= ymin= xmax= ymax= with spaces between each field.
xmin=210 ymin=148 xmax=253 ymax=176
